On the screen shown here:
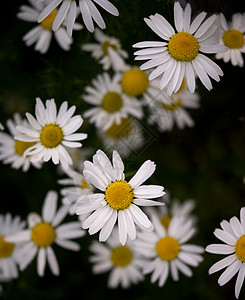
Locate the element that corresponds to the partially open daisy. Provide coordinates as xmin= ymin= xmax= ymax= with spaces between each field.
xmin=146 ymin=79 xmax=200 ymax=132
xmin=83 ymin=72 xmax=143 ymax=131
xmin=206 ymin=207 xmax=245 ymax=299
xmin=98 ymin=117 xmax=144 ymax=158
xmin=15 ymin=98 xmax=87 ymax=169
xmin=135 ymin=214 xmax=204 ymax=286
xmin=58 ymin=167 xmax=93 ymax=215
xmin=17 ymin=0 xmax=82 ymax=54
xmin=75 ymin=149 xmax=165 ymax=245
xmin=82 ymin=28 xmax=128 ymax=71
xmin=133 ymin=2 xmax=227 ymax=95
xmin=216 ymin=13 xmax=245 ymax=67
xmin=6 ymin=191 xmax=85 ymax=277
xmin=0 ymin=214 xmax=26 ymax=281
xmin=0 ymin=113 xmax=42 ymax=172
xmin=37 ymin=0 xmax=119 ymax=36
xmin=89 ymin=227 xmax=144 ymax=288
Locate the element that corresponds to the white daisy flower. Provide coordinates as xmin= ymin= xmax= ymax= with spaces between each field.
xmin=120 ymin=65 xmax=162 ymax=103
xmin=206 ymin=207 xmax=245 ymax=299
xmin=89 ymin=227 xmax=144 ymax=288
xmin=82 ymin=28 xmax=128 ymax=71
xmin=58 ymin=167 xmax=93 ymax=214
xmin=75 ymin=149 xmax=165 ymax=245
xmin=98 ymin=117 xmax=144 ymax=158
xmin=0 ymin=214 xmax=26 ymax=281
xmin=15 ymin=97 xmax=87 ymax=169
xmin=146 ymin=78 xmax=200 ymax=132
xmin=216 ymin=13 xmax=245 ymax=67
xmin=37 ymin=0 xmax=119 ymax=36
xmin=17 ymin=0 xmax=82 ymax=54
xmin=0 ymin=113 xmax=42 ymax=172
xmin=83 ymin=72 xmax=143 ymax=131
xmin=135 ymin=214 xmax=204 ymax=286
xmin=133 ymin=2 xmax=227 ymax=96
xmin=6 ymin=191 xmax=85 ymax=277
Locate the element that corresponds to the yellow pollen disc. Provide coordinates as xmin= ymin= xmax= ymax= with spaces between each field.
xmin=41 ymin=10 xmax=57 ymax=31
xmin=0 ymin=236 xmax=15 ymax=258
xmin=105 ymin=181 xmax=134 ymax=210
xmin=105 ymin=118 xmax=132 ymax=139
xmin=121 ymin=68 xmax=149 ymax=97
xmin=160 ymin=215 xmax=172 ymax=231
xmin=40 ymin=123 xmax=64 ymax=148
xmin=235 ymin=235 xmax=245 ymax=262
xmin=81 ymin=179 xmax=90 ymax=189
xmin=222 ymin=29 xmax=245 ymax=49
xmin=168 ymin=32 xmax=199 ymax=61
xmin=31 ymin=222 xmax=56 ymax=247
xmin=156 ymin=236 xmax=180 ymax=261
xmin=15 ymin=140 xmax=36 ymax=156
xmin=101 ymin=41 xmax=118 ymax=55
xmin=101 ymin=92 xmax=123 ymax=113
xmin=161 ymin=98 xmax=182 ymax=111
xmin=111 ymin=245 xmax=133 ymax=267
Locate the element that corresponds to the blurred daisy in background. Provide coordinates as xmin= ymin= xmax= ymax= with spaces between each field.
xmin=83 ymin=72 xmax=143 ymax=131
xmin=97 ymin=117 xmax=144 ymax=158
xmin=37 ymin=0 xmax=119 ymax=36
xmin=0 ymin=214 xmax=26 ymax=281
xmin=0 ymin=113 xmax=42 ymax=172
xmin=6 ymin=191 xmax=85 ymax=277
xmin=0 ymin=123 xmax=4 ymax=130
xmin=133 ymin=2 xmax=227 ymax=95
xmin=216 ymin=13 xmax=245 ymax=67
xmin=17 ymin=0 xmax=83 ymax=54
xmin=15 ymin=97 xmax=87 ymax=169
xmin=75 ymin=149 xmax=165 ymax=245
xmin=58 ymin=167 xmax=93 ymax=215
xmin=206 ymin=207 xmax=245 ymax=299
xmin=146 ymin=191 xmax=197 ymax=232
xmin=135 ymin=214 xmax=204 ymax=286
xmin=145 ymin=78 xmax=200 ymax=132
xmin=82 ymin=28 xmax=128 ymax=71
xmin=89 ymin=227 xmax=145 ymax=288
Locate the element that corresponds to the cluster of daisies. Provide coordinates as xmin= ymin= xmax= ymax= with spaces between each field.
xmin=1 ymin=0 xmax=245 ymax=298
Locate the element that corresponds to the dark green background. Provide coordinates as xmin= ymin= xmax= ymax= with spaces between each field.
xmin=1 ymin=0 xmax=245 ymax=299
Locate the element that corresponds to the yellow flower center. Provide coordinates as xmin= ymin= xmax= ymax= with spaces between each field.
xmin=101 ymin=92 xmax=123 ymax=113
xmin=161 ymin=98 xmax=182 ymax=111
xmin=168 ymin=32 xmax=199 ymax=61
xmin=105 ymin=181 xmax=134 ymax=210
xmin=0 ymin=236 xmax=14 ymax=258
xmin=15 ymin=140 xmax=36 ymax=156
xmin=101 ymin=41 xmax=118 ymax=55
xmin=81 ymin=179 xmax=90 ymax=189
xmin=222 ymin=29 xmax=245 ymax=49
xmin=31 ymin=222 xmax=56 ymax=247
xmin=235 ymin=234 xmax=245 ymax=262
xmin=41 ymin=10 xmax=57 ymax=31
xmin=160 ymin=215 xmax=172 ymax=231
xmin=111 ymin=245 xmax=133 ymax=267
xmin=156 ymin=236 xmax=180 ymax=261
xmin=105 ymin=118 xmax=132 ymax=139
xmin=40 ymin=124 xmax=64 ymax=148
xmin=121 ymin=68 xmax=149 ymax=97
